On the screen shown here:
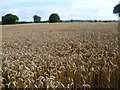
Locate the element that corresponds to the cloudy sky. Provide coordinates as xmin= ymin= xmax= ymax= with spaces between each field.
xmin=0 ymin=0 xmax=119 ymax=21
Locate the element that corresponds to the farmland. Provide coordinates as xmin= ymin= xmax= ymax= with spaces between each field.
xmin=1 ymin=22 xmax=119 ymax=88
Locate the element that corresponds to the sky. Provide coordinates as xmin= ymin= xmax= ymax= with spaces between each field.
xmin=0 ymin=0 xmax=120 ymax=21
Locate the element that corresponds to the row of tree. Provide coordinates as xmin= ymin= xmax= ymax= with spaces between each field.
xmin=2 ymin=13 xmax=60 ymax=25
xmin=1 ymin=4 xmax=120 ymax=25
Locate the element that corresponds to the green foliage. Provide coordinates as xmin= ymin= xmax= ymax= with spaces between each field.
xmin=33 ymin=15 xmax=41 ymax=23
xmin=113 ymin=4 xmax=120 ymax=17
xmin=2 ymin=14 xmax=19 ymax=25
xmin=49 ymin=13 xmax=60 ymax=23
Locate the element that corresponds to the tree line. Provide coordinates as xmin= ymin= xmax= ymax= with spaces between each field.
xmin=1 ymin=4 xmax=120 ymax=25
xmin=2 ymin=13 xmax=60 ymax=25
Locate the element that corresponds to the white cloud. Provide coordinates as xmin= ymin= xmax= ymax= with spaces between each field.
xmin=0 ymin=0 xmax=119 ymax=21
xmin=1 ymin=0 xmax=75 ymax=3
xmin=0 ymin=1 xmax=7 ymax=8
xmin=0 ymin=1 xmax=16 ymax=8
xmin=51 ymin=0 xmax=119 ymax=20
xmin=68 ymin=0 xmax=119 ymax=20
xmin=9 ymin=9 xmax=19 ymax=14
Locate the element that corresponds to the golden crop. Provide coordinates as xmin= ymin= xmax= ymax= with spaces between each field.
xmin=1 ymin=23 xmax=119 ymax=89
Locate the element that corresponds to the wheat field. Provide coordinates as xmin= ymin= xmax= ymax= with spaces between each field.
xmin=1 ymin=22 xmax=119 ymax=89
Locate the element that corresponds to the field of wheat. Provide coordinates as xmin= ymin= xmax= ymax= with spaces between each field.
xmin=0 ymin=22 xmax=119 ymax=89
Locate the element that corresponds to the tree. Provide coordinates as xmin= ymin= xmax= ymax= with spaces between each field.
xmin=113 ymin=4 xmax=120 ymax=17
xmin=33 ymin=15 xmax=41 ymax=23
xmin=49 ymin=13 xmax=60 ymax=23
xmin=2 ymin=14 xmax=19 ymax=25
xmin=70 ymin=19 xmax=74 ymax=22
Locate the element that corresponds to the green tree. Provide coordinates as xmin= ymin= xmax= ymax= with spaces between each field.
xmin=49 ymin=13 xmax=60 ymax=23
xmin=113 ymin=4 xmax=120 ymax=17
xmin=33 ymin=15 xmax=41 ymax=23
xmin=2 ymin=14 xmax=19 ymax=25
